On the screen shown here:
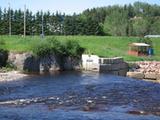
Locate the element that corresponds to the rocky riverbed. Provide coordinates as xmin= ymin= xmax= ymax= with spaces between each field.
xmin=0 ymin=72 xmax=160 ymax=120
xmin=0 ymin=71 xmax=28 ymax=82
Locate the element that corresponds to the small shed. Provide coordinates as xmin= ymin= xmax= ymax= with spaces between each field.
xmin=128 ymin=43 xmax=150 ymax=56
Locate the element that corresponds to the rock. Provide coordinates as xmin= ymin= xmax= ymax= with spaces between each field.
xmin=127 ymin=72 xmax=144 ymax=79
xmin=63 ymin=57 xmax=81 ymax=70
xmin=40 ymin=55 xmax=61 ymax=72
xmin=8 ymin=52 xmax=40 ymax=72
xmin=8 ymin=52 xmax=82 ymax=73
xmin=83 ymin=102 xmax=96 ymax=111
xmin=127 ymin=110 xmax=148 ymax=115
xmin=83 ymin=105 xmax=90 ymax=111
xmin=0 ymin=71 xmax=27 ymax=82
xmin=144 ymin=73 xmax=157 ymax=80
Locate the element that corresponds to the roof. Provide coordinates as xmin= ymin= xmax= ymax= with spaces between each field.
xmin=130 ymin=43 xmax=150 ymax=47
xmin=144 ymin=35 xmax=160 ymax=38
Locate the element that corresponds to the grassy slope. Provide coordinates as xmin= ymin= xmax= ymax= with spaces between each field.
xmin=0 ymin=35 xmax=160 ymax=61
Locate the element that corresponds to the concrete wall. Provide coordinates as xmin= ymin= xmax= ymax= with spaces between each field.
xmin=82 ymin=54 xmax=129 ymax=76
xmin=82 ymin=54 xmax=100 ymax=71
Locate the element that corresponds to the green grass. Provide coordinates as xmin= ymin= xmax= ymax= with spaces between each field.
xmin=0 ymin=35 xmax=160 ymax=61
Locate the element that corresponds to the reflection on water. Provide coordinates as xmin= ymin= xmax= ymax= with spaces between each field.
xmin=0 ymin=71 xmax=160 ymax=120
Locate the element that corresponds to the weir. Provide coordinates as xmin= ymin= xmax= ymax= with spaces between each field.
xmin=82 ymin=54 xmax=129 ymax=76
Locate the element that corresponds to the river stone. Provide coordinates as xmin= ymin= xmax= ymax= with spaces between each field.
xmin=127 ymin=72 xmax=144 ymax=79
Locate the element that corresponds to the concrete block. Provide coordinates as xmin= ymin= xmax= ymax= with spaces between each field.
xmin=144 ymin=73 xmax=156 ymax=80
xmin=110 ymin=71 xmax=119 ymax=75
xmin=111 ymin=62 xmax=128 ymax=71
xmin=127 ymin=72 xmax=144 ymax=79
xmin=119 ymin=69 xmax=128 ymax=76
xmin=112 ymin=57 xmax=124 ymax=64
xmin=99 ymin=64 xmax=112 ymax=71
xmin=156 ymin=74 xmax=160 ymax=80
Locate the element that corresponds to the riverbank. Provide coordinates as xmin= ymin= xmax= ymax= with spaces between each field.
xmin=1 ymin=35 xmax=160 ymax=61
xmin=0 ymin=71 xmax=27 ymax=82
xmin=127 ymin=61 xmax=160 ymax=82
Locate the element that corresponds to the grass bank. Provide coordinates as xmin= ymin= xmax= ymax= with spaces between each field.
xmin=0 ymin=35 xmax=160 ymax=61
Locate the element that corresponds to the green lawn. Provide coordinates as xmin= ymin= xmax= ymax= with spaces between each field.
xmin=0 ymin=35 xmax=160 ymax=61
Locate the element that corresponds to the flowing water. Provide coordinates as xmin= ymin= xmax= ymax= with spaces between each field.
xmin=0 ymin=71 xmax=160 ymax=120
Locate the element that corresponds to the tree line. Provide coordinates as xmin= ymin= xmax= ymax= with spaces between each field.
xmin=0 ymin=2 xmax=160 ymax=36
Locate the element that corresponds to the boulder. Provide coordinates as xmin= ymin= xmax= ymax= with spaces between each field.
xmin=63 ymin=57 xmax=81 ymax=70
xmin=40 ymin=55 xmax=61 ymax=72
xmin=8 ymin=52 xmax=40 ymax=72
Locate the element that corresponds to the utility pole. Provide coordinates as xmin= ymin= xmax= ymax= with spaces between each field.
xmin=24 ymin=4 xmax=26 ymax=37
xmin=41 ymin=11 xmax=44 ymax=38
xmin=8 ymin=2 xmax=11 ymax=36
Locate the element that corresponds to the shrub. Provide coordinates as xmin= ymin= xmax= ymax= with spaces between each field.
xmin=63 ymin=40 xmax=85 ymax=58
xmin=32 ymin=38 xmax=85 ymax=58
xmin=137 ymin=37 xmax=153 ymax=47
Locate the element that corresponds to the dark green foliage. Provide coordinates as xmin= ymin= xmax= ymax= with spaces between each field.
xmin=32 ymin=38 xmax=63 ymax=57
xmin=63 ymin=40 xmax=85 ymax=57
xmin=0 ymin=2 xmax=160 ymax=36
xmin=32 ymin=38 xmax=85 ymax=58
xmin=137 ymin=37 xmax=153 ymax=48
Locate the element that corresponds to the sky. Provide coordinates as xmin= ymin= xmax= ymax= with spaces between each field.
xmin=0 ymin=0 xmax=159 ymax=15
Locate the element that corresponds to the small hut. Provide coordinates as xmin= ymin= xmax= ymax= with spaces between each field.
xmin=128 ymin=43 xmax=151 ymax=56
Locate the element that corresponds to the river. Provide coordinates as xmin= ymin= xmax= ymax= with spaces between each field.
xmin=0 ymin=71 xmax=160 ymax=120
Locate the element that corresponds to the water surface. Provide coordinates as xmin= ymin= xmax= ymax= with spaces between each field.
xmin=0 ymin=71 xmax=160 ymax=120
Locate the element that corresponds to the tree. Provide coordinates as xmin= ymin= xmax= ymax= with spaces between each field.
xmin=103 ymin=9 xmax=129 ymax=36
xmin=150 ymin=17 xmax=160 ymax=35
xmin=132 ymin=17 xmax=150 ymax=36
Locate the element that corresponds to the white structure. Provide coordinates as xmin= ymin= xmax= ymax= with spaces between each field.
xmin=82 ymin=54 xmax=129 ymax=76
xmin=82 ymin=54 xmax=100 ymax=71
xmin=144 ymin=35 xmax=160 ymax=38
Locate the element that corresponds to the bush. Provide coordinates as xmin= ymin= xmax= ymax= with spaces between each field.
xmin=63 ymin=40 xmax=85 ymax=57
xmin=137 ymin=37 xmax=152 ymax=46
xmin=32 ymin=38 xmax=85 ymax=58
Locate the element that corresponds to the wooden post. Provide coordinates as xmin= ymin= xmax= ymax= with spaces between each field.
xmin=24 ymin=5 xmax=26 ymax=37
xmin=8 ymin=2 xmax=11 ymax=36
